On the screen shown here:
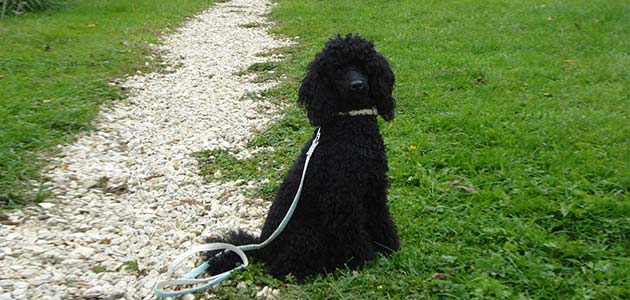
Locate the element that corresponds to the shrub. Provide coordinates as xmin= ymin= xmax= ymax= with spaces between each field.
xmin=1 ymin=0 xmax=63 ymax=17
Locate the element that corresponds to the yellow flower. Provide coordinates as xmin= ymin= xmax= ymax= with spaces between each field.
xmin=377 ymin=285 xmax=383 ymax=289
xmin=408 ymin=145 xmax=417 ymax=151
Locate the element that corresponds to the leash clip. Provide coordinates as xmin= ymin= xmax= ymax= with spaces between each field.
xmin=306 ymin=128 xmax=321 ymax=157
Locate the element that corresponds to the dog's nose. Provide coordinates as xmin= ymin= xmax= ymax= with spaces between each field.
xmin=350 ymin=80 xmax=365 ymax=91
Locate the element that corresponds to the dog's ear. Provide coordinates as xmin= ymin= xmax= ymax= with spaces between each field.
xmin=298 ymin=57 xmax=336 ymax=126
xmin=369 ymin=53 xmax=396 ymax=122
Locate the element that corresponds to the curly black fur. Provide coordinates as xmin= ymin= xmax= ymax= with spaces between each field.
xmin=204 ymin=34 xmax=400 ymax=280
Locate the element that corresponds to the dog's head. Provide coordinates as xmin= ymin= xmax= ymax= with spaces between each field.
xmin=298 ymin=34 xmax=396 ymax=126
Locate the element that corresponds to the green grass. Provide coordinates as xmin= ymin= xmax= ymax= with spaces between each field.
xmin=0 ymin=0 xmax=216 ymax=208
xmin=195 ymin=0 xmax=630 ymax=299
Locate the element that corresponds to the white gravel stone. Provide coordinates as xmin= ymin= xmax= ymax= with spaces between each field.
xmin=82 ymin=286 xmax=103 ymax=298
xmin=182 ymin=294 xmax=195 ymax=300
xmin=0 ymin=0 xmax=290 ymax=299
xmin=37 ymin=202 xmax=55 ymax=209
xmin=256 ymin=286 xmax=279 ymax=299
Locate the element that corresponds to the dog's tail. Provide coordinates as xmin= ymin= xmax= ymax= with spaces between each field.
xmin=202 ymin=230 xmax=260 ymax=275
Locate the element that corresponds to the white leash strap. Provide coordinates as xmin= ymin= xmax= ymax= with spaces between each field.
xmin=148 ymin=128 xmax=321 ymax=299
xmin=253 ymin=127 xmax=320 ymax=249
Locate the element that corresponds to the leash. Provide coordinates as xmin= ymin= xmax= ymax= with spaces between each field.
xmin=148 ymin=128 xmax=321 ymax=299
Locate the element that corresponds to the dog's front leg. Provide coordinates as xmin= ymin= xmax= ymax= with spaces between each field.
xmin=366 ymin=202 xmax=400 ymax=255
xmin=322 ymin=192 xmax=375 ymax=268
xmin=364 ymin=184 xmax=400 ymax=255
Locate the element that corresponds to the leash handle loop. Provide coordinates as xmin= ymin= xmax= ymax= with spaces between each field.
xmin=151 ymin=243 xmax=248 ymax=298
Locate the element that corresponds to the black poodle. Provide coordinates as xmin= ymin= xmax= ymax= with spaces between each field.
xmin=204 ymin=34 xmax=400 ymax=280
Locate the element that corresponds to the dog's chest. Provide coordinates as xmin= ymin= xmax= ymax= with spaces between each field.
xmin=317 ymin=134 xmax=386 ymax=173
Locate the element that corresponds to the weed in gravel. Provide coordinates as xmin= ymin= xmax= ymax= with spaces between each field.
xmin=92 ymin=265 xmax=106 ymax=273
xmin=123 ymin=261 xmax=139 ymax=272
xmin=234 ymin=61 xmax=282 ymax=83
xmin=240 ymin=22 xmax=262 ymax=28
xmin=247 ymin=62 xmax=278 ymax=72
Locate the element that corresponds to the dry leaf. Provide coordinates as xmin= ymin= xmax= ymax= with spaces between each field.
xmin=447 ymin=179 xmax=476 ymax=193
xmin=452 ymin=185 xmax=476 ymax=193
xmin=90 ymin=176 xmax=110 ymax=189
xmin=87 ymin=24 xmax=97 ymax=28
xmin=99 ymin=238 xmax=112 ymax=245
xmin=59 ymin=162 xmax=69 ymax=169
xmin=1 ymin=220 xmax=21 ymax=226
xmin=447 ymin=179 xmax=464 ymax=186
xmin=430 ymin=273 xmax=450 ymax=279
xmin=42 ymin=98 xmax=54 ymax=103
xmin=143 ymin=174 xmax=164 ymax=181
xmin=105 ymin=184 xmax=128 ymax=195
xmin=1 ymin=214 xmax=23 ymax=226
xmin=180 ymin=199 xmax=200 ymax=205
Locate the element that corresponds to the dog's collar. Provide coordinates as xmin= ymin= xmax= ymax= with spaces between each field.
xmin=337 ymin=107 xmax=378 ymax=116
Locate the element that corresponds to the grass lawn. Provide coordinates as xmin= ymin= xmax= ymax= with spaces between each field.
xmin=196 ymin=0 xmax=630 ymax=299
xmin=1 ymin=0 xmax=628 ymax=298
xmin=0 ymin=0 xmax=216 ymax=208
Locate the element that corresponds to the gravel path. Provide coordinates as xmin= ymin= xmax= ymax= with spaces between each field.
xmin=0 ymin=0 xmax=290 ymax=299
